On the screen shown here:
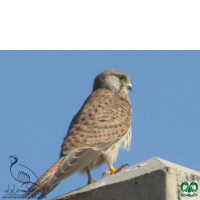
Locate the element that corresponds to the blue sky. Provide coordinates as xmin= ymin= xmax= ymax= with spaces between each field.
xmin=1 ymin=51 xmax=200 ymax=199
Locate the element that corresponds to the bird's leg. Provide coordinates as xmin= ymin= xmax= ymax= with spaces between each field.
xmin=102 ymin=163 xmax=129 ymax=177
xmin=86 ymin=168 xmax=95 ymax=184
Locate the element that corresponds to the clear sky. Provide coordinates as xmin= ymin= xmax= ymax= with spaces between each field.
xmin=1 ymin=51 xmax=200 ymax=199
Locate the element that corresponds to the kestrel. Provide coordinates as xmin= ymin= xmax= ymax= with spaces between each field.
xmin=25 ymin=70 xmax=132 ymax=199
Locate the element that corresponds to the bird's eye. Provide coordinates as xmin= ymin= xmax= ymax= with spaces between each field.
xmin=118 ymin=75 xmax=126 ymax=81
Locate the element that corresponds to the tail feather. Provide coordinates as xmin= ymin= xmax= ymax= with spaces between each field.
xmin=24 ymin=147 xmax=104 ymax=199
xmin=24 ymin=157 xmax=64 ymax=199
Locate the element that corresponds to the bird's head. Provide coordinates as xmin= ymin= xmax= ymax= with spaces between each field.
xmin=8 ymin=155 xmax=18 ymax=163
xmin=93 ymin=70 xmax=132 ymax=94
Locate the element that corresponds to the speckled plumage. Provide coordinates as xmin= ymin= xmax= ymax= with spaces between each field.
xmin=25 ymin=70 xmax=132 ymax=199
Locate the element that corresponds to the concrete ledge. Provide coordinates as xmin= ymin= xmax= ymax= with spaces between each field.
xmin=54 ymin=157 xmax=200 ymax=200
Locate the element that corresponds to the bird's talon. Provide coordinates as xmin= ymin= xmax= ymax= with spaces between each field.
xmin=103 ymin=163 xmax=129 ymax=177
xmin=102 ymin=170 xmax=112 ymax=177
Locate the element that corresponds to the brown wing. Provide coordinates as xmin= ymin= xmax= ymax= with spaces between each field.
xmin=25 ymin=88 xmax=132 ymax=198
xmin=61 ymin=88 xmax=132 ymax=153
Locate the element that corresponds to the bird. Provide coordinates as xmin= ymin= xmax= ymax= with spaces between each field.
xmin=9 ymin=155 xmax=39 ymax=189
xmin=25 ymin=70 xmax=132 ymax=199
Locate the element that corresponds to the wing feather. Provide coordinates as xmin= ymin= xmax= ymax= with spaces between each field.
xmin=60 ymin=89 xmax=132 ymax=156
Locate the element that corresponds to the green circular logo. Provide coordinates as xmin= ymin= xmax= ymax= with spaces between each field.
xmin=180 ymin=182 xmax=198 ymax=198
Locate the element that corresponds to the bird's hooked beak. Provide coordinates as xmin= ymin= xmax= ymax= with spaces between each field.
xmin=126 ymin=82 xmax=132 ymax=91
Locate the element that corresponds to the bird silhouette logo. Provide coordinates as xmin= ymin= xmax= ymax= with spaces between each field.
xmin=8 ymin=155 xmax=43 ymax=196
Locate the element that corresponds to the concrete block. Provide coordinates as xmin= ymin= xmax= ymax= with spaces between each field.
xmin=54 ymin=157 xmax=200 ymax=200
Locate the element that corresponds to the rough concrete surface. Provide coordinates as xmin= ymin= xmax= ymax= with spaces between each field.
xmin=53 ymin=157 xmax=200 ymax=200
